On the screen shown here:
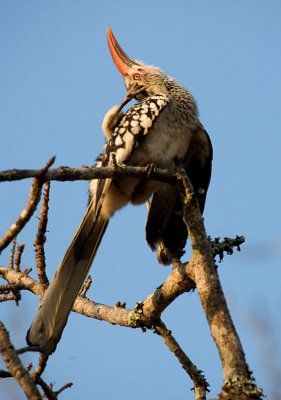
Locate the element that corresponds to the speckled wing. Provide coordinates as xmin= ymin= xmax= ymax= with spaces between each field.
xmin=90 ymin=93 xmax=171 ymax=221
xmin=101 ymin=93 xmax=170 ymax=166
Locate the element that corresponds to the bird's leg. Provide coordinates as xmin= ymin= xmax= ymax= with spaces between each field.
xmin=131 ymin=163 xmax=157 ymax=201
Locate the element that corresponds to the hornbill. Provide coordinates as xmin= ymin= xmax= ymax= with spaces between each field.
xmin=27 ymin=28 xmax=213 ymax=355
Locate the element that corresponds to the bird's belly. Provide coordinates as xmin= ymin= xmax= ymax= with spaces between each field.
xmin=128 ymin=124 xmax=191 ymax=169
xmin=124 ymin=125 xmax=191 ymax=204
xmin=103 ymin=121 xmax=193 ymax=214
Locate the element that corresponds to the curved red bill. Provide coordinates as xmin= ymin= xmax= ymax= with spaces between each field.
xmin=106 ymin=28 xmax=141 ymax=76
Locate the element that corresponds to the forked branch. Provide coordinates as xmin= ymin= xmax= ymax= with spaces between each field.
xmin=0 ymin=163 xmax=262 ymax=399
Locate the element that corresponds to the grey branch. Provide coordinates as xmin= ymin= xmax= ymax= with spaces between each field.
xmin=0 ymin=164 xmax=176 ymax=183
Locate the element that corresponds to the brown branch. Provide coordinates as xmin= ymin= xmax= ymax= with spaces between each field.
xmin=17 ymin=346 xmax=40 ymax=354
xmin=31 ymin=353 xmax=49 ymax=382
xmin=79 ymin=275 xmax=92 ymax=297
xmin=14 ymin=243 xmax=25 ymax=272
xmin=155 ymin=320 xmax=209 ymax=400
xmin=0 ymin=260 xmax=194 ymax=327
xmin=73 ymin=262 xmax=195 ymax=327
xmin=0 ymin=282 xmax=21 ymax=304
xmin=54 ymin=382 xmax=73 ymax=396
xmin=0 ymin=164 xmax=176 ymax=183
xmin=0 ymin=267 xmax=44 ymax=298
xmin=0 ymin=321 xmax=42 ymax=399
xmin=9 ymin=238 xmax=16 ymax=268
xmin=36 ymin=378 xmax=57 ymax=400
xmin=176 ymin=169 xmax=263 ymax=399
xmin=34 ymin=181 xmax=51 ymax=289
xmin=0 ymin=158 xmax=55 ymax=253
xmin=36 ymin=379 xmax=72 ymax=400
xmin=0 ymin=293 xmax=20 ymax=302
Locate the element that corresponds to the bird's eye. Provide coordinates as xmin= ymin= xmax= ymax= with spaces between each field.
xmin=133 ymin=73 xmax=141 ymax=80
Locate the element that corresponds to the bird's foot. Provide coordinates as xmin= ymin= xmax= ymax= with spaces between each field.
xmin=144 ymin=162 xmax=157 ymax=179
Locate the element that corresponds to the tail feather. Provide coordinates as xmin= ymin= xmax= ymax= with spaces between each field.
xmin=27 ymin=180 xmax=111 ymax=355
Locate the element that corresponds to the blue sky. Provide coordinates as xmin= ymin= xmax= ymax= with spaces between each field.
xmin=1 ymin=1 xmax=281 ymax=399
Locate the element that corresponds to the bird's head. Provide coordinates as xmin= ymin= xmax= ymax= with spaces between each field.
xmin=107 ymin=28 xmax=167 ymax=100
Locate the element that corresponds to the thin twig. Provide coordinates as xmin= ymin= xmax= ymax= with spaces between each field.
xmin=10 ymin=242 xmax=25 ymax=304
xmin=0 ymin=283 xmax=26 ymax=292
xmin=80 ymin=275 xmax=92 ymax=297
xmin=37 ymin=380 xmax=73 ymax=400
xmin=54 ymin=382 xmax=73 ymax=396
xmin=31 ymin=353 xmax=49 ymax=382
xmin=0 ymin=321 xmax=42 ymax=399
xmin=17 ymin=346 xmax=40 ymax=355
xmin=14 ymin=243 xmax=25 ymax=272
xmin=37 ymin=378 xmax=57 ymax=400
xmin=0 ymin=283 xmax=21 ymax=304
xmin=9 ymin=238 xmax=16 ymax=268
xmin=0 ymin=158 xmax=55 ymax=253
xmin=0 ymin=294 xmax=20 ymax=302
xmin=154 ymin=320 xmax=209 ymax=400
xmin=34 ymin=181 xmax=51 ymax=288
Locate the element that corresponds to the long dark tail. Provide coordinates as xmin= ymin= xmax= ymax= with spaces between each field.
xmin=27 ymin=200 xmax=109 ymax=354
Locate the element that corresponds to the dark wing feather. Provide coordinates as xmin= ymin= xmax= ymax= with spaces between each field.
xmin=146 ymin=124 xmax=213 ymax=265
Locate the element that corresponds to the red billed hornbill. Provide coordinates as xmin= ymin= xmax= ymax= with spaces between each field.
xmin=27 ymin=28 xmax=212 ymax=354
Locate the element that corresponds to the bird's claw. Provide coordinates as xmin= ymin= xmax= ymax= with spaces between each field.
xmin=144 ymin=163 xmax=157 ymax=179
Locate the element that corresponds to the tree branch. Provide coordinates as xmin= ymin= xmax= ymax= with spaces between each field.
xmin=0 ymin=321 xmax=42 ymax=399
xmin=176 ymin=168 xmax=263 ymax=399
xmin=34 ymin=181 xmax=51 ymax=289
xmin=0 ymin=164 xmax=176 ymax=183
xmin=154 ymin=320 xmax=209 ymax=400
xmin=0 ymin=158 xmax=55 ymax=253
xmin=0 ymin=163 xmax=261 ymax=399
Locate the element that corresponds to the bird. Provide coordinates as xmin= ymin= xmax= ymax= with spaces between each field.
xmin=26 ymin=28 xmax=213 ymax=355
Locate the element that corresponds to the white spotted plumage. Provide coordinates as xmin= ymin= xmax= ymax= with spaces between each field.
xmin=101 ymin=93 xmax=170 ymax=166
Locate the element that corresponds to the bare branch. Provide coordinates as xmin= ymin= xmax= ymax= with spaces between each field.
xmin=0 ymin=158 xmax=55 ymax=253
xmin=0 ymin=163 xmax=262 ymax=398
xmin=36 ymin=378 xmax=57 ymax=400
xmin=35 ymin=379 xmax=73 ymax=400
xmin=73 ymin=262 xmax=195 ymax=327
xmin=17 ymin=346 xmax=40 ymax=355
xmin=14 ymin=243 xmax=25 ymax=272
xmin=0 ymin=267 xmax=43 ymax=298
xmin=0 ymin=164 xmax=176 ymax=184
xmin=9 ymin=238 xmax=16 ymax=268
xmin=54 ymin=382 xmax=73 ymax=396
xmin=0 ymin=321 xmax=42 ymax=399
xmin=31 ymin=353 xmax=49 ymax=382
xmin=79 ymin=275 xmax=92 ymax=297
xmin=176 ymin=168 xmax=263 ymax=399
xmin=155 ymin=320 xmax=209 ymax=400
xmin=34 ymin=181 xmax=51 ymax=289
xmin=0 ymin=293 xmax=20 ymax=303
